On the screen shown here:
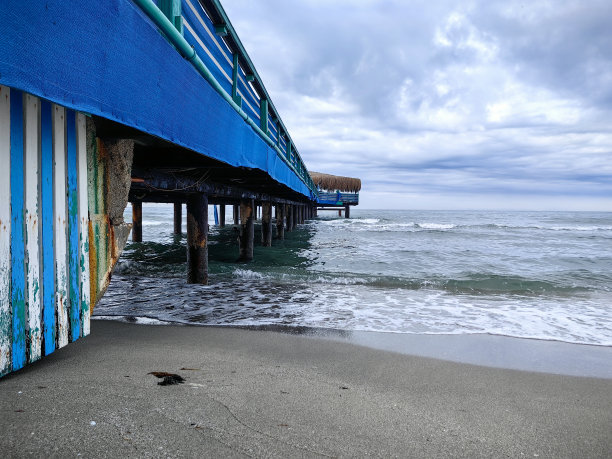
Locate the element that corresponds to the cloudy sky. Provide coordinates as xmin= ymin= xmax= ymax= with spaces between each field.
xmin=222 ymin=0 xmax=612 ymax=210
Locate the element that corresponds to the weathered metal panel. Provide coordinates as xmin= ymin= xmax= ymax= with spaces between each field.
xmin=40 ymin=100 xmax=56 ymax=355
xmin=0 ymin=85 xmax=11 ymax=375
xmin=0 ymin=88 xmax=98 ymax=377
xmin=66 ymin=110 xmax=81 ymax=342
xmin=77 ymin=113 xmax=90 ymax=336
xmin=53 ymin=105 xmax=69 ymax=348
xmin=10 ymin=88 xmax=26 ymax=371
xmin=24 ymin=94 xmax=42 ymax=362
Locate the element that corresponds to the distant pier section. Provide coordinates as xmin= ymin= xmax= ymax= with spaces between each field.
xmin=312 ymin=172 xmax=361 ymax=218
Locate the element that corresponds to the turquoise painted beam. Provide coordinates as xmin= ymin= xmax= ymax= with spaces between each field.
xmin=159 ymin=0 xmax=182 ymax=35
xmin=260 ymin=99 xmax=268 ymax=134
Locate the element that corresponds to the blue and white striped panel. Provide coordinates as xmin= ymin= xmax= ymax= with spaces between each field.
xmin=0 ymin=86 xmax=11 ymax=375
xmin=0 ymin=85 xmax=91 ymax=377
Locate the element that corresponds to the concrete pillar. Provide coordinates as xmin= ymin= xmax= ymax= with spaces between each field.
xmin=239 ymin=199 xmax=255 ymax=261
xmin=275 ymin=205 xmax=285 ymax=240
xmin=219 ymin=204 xmax=226 ymax=227
xmin=286 ymin=204 xmax=293 ymax=232
xmin=261 ymin=202 xmax=272 ymax=247
xmin=233 ymin=204 xmax=239 ymax=225
xmin=173 ymin=202 xmax=182 ymax=235
xmin=132 ymin=201 xmax=142 ymax=242
xmin=186 ymin=193 xmax=208 ymax=284
xmin=345 ymin=205 xmax=350 ymax=219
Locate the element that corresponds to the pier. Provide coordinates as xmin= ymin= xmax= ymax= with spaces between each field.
xmin=312 ymin=172 xmax=361 ymax=218
xmin=0 ymin=0 xmax=359 ymax=377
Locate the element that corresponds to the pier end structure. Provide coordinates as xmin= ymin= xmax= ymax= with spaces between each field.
xmin=312 ymin=172 xmax=361 ymax=218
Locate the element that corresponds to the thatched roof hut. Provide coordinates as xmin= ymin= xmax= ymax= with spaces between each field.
xmin=310 ymin=172 xmax=361 ymax=193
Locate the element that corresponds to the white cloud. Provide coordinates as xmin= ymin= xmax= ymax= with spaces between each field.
xmin=222 ymin=0 xmax=612 ymax=210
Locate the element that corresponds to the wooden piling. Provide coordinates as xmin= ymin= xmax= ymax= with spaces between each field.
xmin=286 ymin=205 xmax=293 ymax=232
xmin=173 ymin=202 xmax=182 ymax=234
xmin=275 ymin=205 xmax=285 ymax=240
xmin=261 ymin=202 xmax=272 ymax=246
xmin=293 ymin=205 xmax=299 ymax=228
xmin=233 ymin=204 xmax=239 ymax=225
xmin=132 ymin=201 xmax=142 ymax=242
xmin=186 ymin=193 xmax=208 ymax=284
xmin=345 ymin=205 xmax=350 ymax=219
xmin=219 ymin=204 xmax=226 ymax=227
xmin=239 ymin=198 xmax=254 ymax=261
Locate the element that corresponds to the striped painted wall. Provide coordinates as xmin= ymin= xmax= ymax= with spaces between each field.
xmin=0 ymin=85 xmax=91 ymax=377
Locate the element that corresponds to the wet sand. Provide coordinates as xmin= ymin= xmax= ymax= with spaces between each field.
xmin=1 ymin=320 xmax=611 ymax=457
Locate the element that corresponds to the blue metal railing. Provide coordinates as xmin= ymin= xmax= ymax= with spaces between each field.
xmin=317 ymin=192 xmax=359 ymax=206
xmin=135 ymin=0 xmax=318 ymax=198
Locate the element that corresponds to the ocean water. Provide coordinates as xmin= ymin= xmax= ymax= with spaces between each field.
xmin=95 ymin=207 xmax=612 ymax=347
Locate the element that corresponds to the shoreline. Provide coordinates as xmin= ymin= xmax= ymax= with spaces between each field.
xmin=93 ymin=315 xmax=612 ymax=379
xmin=2 ymin=320 xmax=611 ymax=456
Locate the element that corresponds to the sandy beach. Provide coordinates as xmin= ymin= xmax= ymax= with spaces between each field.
xmin=1 ymin=320 xmax=611 ymax=457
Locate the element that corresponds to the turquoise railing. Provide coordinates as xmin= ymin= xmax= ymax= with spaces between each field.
xmin=317 ymin=192 xmax=359 ymax=205
xmin=133 ymin=0 xmax=319 ymax=198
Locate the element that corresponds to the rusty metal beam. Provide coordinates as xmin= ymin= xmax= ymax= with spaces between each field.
xmin=132 ymin=202 xmax=142 ymax=242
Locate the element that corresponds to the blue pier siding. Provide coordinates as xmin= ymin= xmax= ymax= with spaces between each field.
xmin=0 ymin=0 xmax=315 ymax=201
xmin=66 ymin=110 xmax=81 ymax=342
xmin=40 ymin=100 xmax=56 ymax=355
xmin=9 ymin=88 xmax=26 ymax=371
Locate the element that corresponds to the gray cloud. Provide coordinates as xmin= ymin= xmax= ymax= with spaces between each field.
xmin=222 ymin=0 xmax=612 ymax=210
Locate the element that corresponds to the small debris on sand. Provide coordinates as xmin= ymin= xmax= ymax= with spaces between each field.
xmin=148 ymin=371 xmax=185 ymax=386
